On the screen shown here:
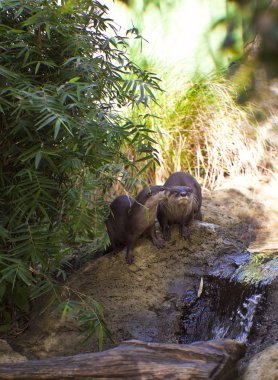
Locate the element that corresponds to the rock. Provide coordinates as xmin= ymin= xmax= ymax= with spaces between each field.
xmin=0 ymin=339 xmax=26 ymax=364
xmin=243 ymin=342 xmax=278 ymax=380
xmin=239 ymin=274 xmax=278 ymax=369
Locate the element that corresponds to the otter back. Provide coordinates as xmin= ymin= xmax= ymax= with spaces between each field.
xmin=106 ymin=185 xmax=177 ymax=264
xmin=105 ymin=195 xmax=134 ymax=252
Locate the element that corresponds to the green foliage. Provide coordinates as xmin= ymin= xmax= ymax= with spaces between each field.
xmin=210 ymin=0 xmax=278 ymax=80
xmin=211 ymin=0 xmax=271 ymax=58
xmin=234 ymin=252 xmax=278 ymax=285
xmin=55 ymin=291 xmax=113 ymax=351
xmin=0 ymin=0 xmax=161 ymax=343
xmin=126 ymin=0 xmax=179 ymax=12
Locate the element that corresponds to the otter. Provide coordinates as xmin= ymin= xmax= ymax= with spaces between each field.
xmin=106 ymin=185 xmax=180 ymax=264
xmin=157 ymin=172 xmax=202 ymax=241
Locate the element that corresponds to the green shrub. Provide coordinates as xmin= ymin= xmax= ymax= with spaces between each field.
xmin=0 ymin=0 xmax=160 ymax=342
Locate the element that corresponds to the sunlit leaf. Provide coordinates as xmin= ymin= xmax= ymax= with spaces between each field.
xmin=35 ymin=151 xmax=42 ymax=169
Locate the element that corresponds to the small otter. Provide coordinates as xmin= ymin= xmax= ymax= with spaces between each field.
xmin=157 ymin=172 xmax=202 ymax=240
xmin=106 ymin=185 xmax=180 ymax=264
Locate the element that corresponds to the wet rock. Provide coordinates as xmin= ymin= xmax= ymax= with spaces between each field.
xmin=240 ymin=273 xmax=278 ymax=367
xmin=243 ymin=342 xmax=278 ymax=380
xmin=178 ymin=276 xmax=262 ymax=344
xmin=209 ymin=251 xmax=251 ymax=279
xmin=0 ymin=340 xmax=26 ymax=364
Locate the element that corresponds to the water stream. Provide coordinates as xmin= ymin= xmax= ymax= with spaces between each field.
xmin=178 ymin=250 xmax=278 ymax=344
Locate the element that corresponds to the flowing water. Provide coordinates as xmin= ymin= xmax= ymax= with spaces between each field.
xmin=178 ymin=250 xmax=278 ymax=344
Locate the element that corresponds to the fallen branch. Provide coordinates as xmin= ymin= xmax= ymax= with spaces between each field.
xmin=0 ymin=339 xmax=245 ymax=380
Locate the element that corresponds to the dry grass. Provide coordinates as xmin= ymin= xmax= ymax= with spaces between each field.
xmin=146 ymin=75 xmax=276 ymax=189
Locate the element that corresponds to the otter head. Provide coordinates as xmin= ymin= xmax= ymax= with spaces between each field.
xmin=144 ymin=185 xmax=169 ymax=207
xmin=165 ymin=185 xmax=194 ymax=205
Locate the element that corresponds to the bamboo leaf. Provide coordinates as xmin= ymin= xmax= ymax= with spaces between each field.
xmin=0 ymin=65 xmax=19 ymax=79
xmin=68 ymin=77 xmax=80 ymax=83
xmin=60 ymin=301 xmax=70 ymax=322
xmin=54 ymin=119 xmax=61 ymax=140
xmin=35 ymin=151 xmax=42 ymax=169
xmin=98 ymin=327 xmax=104 ymax=351
xmin=35 ymin=62 xmax=41 ymax=75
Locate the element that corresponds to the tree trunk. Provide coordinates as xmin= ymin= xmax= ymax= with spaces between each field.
xmin=0 ymin=339 xmax=245 ymax=380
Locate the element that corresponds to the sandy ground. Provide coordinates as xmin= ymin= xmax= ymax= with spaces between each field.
xmin=202 ymin=173 xmax=278 ymax=254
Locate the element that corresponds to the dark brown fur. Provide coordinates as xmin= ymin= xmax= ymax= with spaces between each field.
xmin=106 ymin=185 xmax=180 ymax=264
xmin=157 ymin=172 xmax=202 ymax=240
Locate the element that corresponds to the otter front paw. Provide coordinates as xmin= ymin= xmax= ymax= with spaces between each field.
xmin=181 ymin=225 xmax=190 ymax=239
xmin=153 ymin=238 xmax=165 ymax=249
xmin=126 ymin=251 xmax=134 ymax=265
xmin=162 ymin=227 xmax=171 ymax=241
xmin=112 ymin=246 xmax=123 ymax=255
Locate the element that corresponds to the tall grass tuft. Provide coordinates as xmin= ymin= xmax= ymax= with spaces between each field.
xmin=140 ymin=73 xmax=272 ymax=189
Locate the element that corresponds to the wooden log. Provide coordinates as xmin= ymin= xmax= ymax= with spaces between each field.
xmin=0 ymin=339 xmax=245 ymax=380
